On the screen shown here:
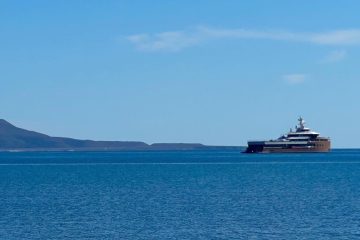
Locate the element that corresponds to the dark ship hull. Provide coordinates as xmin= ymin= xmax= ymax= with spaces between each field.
xmin=245 ymin=139 xmax=331 ymax=153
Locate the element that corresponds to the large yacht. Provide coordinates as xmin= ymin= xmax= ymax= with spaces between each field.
xmin=245 ymin=117 xmax=330 ymax=153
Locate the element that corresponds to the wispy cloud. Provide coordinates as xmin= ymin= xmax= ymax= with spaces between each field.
xmin=126 ymin=26 xmax=360 ymax=52
xmin=310 ymin=30 xmax=360 ymax=45
xmin=321 ymin=50 xmax=347 ymax=63
xmin=283 ymin=74 xmax=306 ymax=85
xmin=127 ymin=31 xmax=202 ymax=52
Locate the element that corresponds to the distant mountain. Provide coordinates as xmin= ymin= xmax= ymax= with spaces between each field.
xmin=0 ymin=119 xmax=148 ymax=150
xmin=0 ymin=119 xmax=243 ymax=151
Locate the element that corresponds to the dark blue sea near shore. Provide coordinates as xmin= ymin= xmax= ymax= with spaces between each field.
xmin=1 ymin=150 xmax=360 ymax=239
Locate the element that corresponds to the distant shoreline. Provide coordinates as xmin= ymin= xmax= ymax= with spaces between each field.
xmin=0 ymin=146 xmax=245 ymax=152
xmin=0 ymin=119 xmax=244 ymax=152
xmin=0 ymin=148 xmax=357 ymax=153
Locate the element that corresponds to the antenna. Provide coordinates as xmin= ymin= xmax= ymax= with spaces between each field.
xmin=298 ymin=116 xmax=305 ymax=129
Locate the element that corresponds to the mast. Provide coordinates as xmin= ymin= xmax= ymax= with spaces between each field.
xmin=298 ymin=116 xmax=305 ymax=130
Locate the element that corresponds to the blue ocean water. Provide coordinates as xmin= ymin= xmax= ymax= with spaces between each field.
xmin=1 ymin=150 xmax=360 ymax=239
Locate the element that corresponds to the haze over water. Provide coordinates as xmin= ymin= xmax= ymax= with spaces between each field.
xmin=1 ymin=150 xmax=360 ymax=239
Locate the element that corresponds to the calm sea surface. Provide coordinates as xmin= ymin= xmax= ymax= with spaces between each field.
xmin=1 ymin=150 xmax=360 ymax=239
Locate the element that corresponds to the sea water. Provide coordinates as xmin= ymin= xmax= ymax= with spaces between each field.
xmin=0 ymin=150 xmax=360 ymax=239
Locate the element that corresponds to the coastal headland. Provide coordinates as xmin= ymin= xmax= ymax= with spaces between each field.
xmin=0 ymin=119 xmax=242 ymax=152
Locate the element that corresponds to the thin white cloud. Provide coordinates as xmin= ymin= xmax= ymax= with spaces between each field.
xmin=283 ymin=74 xmax=306 ymax=85
xmin=126 ymin=26 xmax=360 ymax=52
xmin=127 ymin=31 xmax=201 ymax=52
xmin=310 ymin=30 xmax=360 ymax=45
xmin=321 ymin=50 xmax=347 ymax=63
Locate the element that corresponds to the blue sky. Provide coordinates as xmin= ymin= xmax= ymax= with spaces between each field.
xmin=1 ymin=1 xmax=360 ymax=147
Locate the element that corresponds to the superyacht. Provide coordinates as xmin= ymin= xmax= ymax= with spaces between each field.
xmin=245 ymin=117 xmax=330 ymax=153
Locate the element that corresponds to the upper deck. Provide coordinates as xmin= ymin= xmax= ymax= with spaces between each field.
xmin=247 ymin=117 xmax=329 ymax=144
